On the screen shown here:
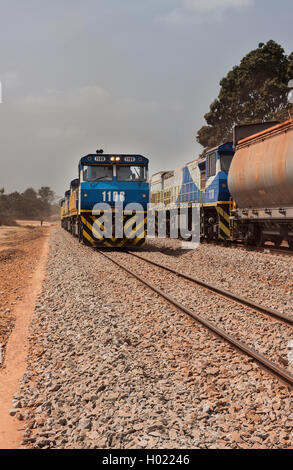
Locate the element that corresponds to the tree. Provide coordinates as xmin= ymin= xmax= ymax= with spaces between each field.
xmin=197 ymin=40 xmax=293 ymax=149
xmin=0 ymin=186 xmax=58 ymax=220
xmin=38 ymin=186 xmax=55 ymax=204
xmin=22 ymin=188 xmax=38 ymax=200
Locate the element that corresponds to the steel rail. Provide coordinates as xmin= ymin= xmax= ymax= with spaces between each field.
xmin=231 ymin=244 xmax=293 ymax=257
xmin=98 ymin=250 xmax=293 ymax=389
xmin=202 ymin=240 xmax=293 ymax=257
xmin=126 ymin=251 xmax=293 ymax=327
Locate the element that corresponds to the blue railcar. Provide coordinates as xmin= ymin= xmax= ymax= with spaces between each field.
xmin=151 ymin=142 xmax=234 ymax=240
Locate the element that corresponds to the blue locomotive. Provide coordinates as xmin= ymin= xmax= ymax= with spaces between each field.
xmin=61 ymin=151 xmax=149 ymax=247
xmin=151 ymin=142 xmax=234 ymax=241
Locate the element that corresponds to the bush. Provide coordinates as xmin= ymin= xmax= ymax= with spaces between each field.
xmin=0 ymin=215 xmax=18 ymax=226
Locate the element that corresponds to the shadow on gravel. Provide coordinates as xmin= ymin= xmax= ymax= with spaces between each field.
xmin=143 ymin=246 xmax=186 ymax=257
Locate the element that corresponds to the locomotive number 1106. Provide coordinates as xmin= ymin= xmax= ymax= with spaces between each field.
xmin=102 ymin=191 xmax=125 ymax=202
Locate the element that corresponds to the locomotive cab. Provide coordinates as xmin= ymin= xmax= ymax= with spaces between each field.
xmin=78 ymin=155 xmax=149 ymax=210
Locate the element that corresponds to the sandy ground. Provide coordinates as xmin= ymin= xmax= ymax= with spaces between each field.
xmin=0 ymin=220 xmax=52 ymax=252
xmin=0 ymin=222 xmax=54 ymax=448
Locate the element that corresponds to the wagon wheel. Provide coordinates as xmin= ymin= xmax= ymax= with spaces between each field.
xmin=274 ymin=238 xmax=282 ymax=248
xmin=78 ymin=219 xmax=83 ymax=243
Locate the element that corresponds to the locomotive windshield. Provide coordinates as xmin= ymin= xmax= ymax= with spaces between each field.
xmin=83 ymin=165 xmax=113 ymax=182
xmin=116 ymin=165 xmax=147 ymax=182
xmin=220 ymin=153 xmax=233 ymax=174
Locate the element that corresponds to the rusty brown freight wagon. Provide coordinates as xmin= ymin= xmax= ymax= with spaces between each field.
xmin=228 ymin=119 xmax=293 ymax=248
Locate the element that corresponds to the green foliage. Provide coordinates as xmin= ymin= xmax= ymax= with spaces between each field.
xmin=38 ymin=186 xmax=55 ymax=204
xmin=197 ymin=40 xmax=293 ymax=149
xmin=0 ymin=186 xmax=58 ymax=220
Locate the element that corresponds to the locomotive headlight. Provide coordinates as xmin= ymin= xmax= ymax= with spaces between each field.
xmin=142 ymin=194 xmax=147 ymax=198
xmin=84 ymin=193 xmax=88 ymax=198
xmin=110 ymin=156 xmax=115 ymax=161
xmin=115 ymin=157 xmax=120 ymax=161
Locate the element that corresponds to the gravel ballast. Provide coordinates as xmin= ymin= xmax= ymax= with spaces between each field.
xmin=142 ymin=238 xmax=293 ymax=316
xmin=14 ymin=229 xmax=293 ymax=449
xmin=106 ymin=249 xmax=293 ymax=372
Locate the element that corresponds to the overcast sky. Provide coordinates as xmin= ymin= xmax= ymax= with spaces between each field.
xmin=0 ymin=0 xmax=292 ymax=196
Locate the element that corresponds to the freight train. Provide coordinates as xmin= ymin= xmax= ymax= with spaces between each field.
xmin=150 ymin=120 xmax=293 ymax=249
xmin=61 ymin=152 xmax=149 ymax=247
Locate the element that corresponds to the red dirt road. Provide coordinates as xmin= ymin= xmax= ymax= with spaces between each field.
xmin=0 ymin=225 xmax=52 ymax=448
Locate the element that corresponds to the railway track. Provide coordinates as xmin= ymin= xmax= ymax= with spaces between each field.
xmin=98 ymin=249 xmax=293 ymax=389
xmin=126 ymin=251 xmax=293 ymax=326
xmin=205 ymin=240 xmax=293 ymax=257
xmin=248 ymin=246 xmax=293 ymax=257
